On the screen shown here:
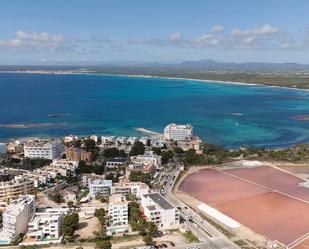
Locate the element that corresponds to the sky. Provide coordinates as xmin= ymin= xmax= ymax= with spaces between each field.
xmin=1 ymin=0 xmax=309 ymax=65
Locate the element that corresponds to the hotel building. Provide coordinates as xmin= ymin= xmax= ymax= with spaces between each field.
xmin=164 ymin=123 xmax=193 ymax=141
xmin=24 ymin=139 xmax=64 ymax=160
xmin=141 ymin=193 xmax=179 ymax=230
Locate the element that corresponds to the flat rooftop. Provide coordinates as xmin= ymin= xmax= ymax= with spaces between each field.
xmin=144 ymin=193 xmax=174 ymax=210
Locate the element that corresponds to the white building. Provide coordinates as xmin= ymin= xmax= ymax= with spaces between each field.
xmin=2 ymin=195 xmax=35 ymax=241
xmin=115 ymin=137 xmax=127 ymax=145
xmin=138 ymin=137 xmax=150 ymax=146
xmin=150 ymin=137 xmax=165 ymax=148
xmin=24 ymin=139 xmax=64 ymax=160
xmin=89 ymin=179 xmax=113 ymax=197
xmin=21 ymin=209 xmax=66 ymax=246
xmin=164 ymin=123 xmax=193 ymax=141
xmin=132 ymin=151 xmax=162 ymax=168
xmin=89 ymin=135 xmax=98 ymax=143
xmin=59 ymin=189 xmax=76 ymax=203
xmin=108 ymin=195 xmax=129 ymax=235
xmin=106 ymin=157 xmax=127 ymax=169
xmin=33 ymin=159 xmax=78 ymax=179
xmin=64 ymin=135 xmax=78 ymax=143
xmin=141 ymin=193 xmax=179 ymax=230
xmin=111 ymin=181 xmax=149 ymax=198
xmin=127 ymin=137 xmax=138 ymax=145
xmin=101 ymin=136 xmax=115 ymax=145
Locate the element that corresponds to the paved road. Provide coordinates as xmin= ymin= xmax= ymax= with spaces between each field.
xmin=160 ymin=160 xmax=240 ymax=249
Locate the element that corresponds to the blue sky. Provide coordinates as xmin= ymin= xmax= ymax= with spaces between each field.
xmin=1 ymin=0 xmax=309 ymax=65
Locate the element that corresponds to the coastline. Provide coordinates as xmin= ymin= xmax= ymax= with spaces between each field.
xmin=0 ymin=70 xmax=309 ymax=91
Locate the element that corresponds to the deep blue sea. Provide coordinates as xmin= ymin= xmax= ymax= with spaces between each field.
xmin=0 ymin=73 xmax=308 ymax=148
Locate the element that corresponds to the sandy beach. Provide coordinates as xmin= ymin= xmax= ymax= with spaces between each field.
xmin=1 ymin=70 xmax=308 ymax=91
xmin=135 ymin=127 xmax=162 ymax=137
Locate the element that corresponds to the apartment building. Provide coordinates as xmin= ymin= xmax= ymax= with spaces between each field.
xmin=33 ymin=159 xmax=79 ymax=179
xmin=108 ymin=194 xmax=129 ymax=235
xmin=24 ymin=139 xmax=64 ymax=160
xmin=111 ymin=181 xmax=149 ymax=198
xmin=89 ymin=179 xmax=112 ymax=197
xmin=141 ymin=193 xmax=179 ymax=230
xmin=21 ymin=209 xmax=66 ymax=246
xmin=65 ymin=147 xmax=92 ymax=162
xmin=115 ymin=137 xmax=127 ymax=145
xmin=163 ymin=123 xmax=193 ymax=141
xmin=127 ymin=137 xmax=137 ymax=145
xmin=0 ymin=175 xmax=35 ymax=202
xmin=2 ymin=195 xmax=35 ymax=241
xmin=150 ymin=137 xmax=165 ymax=148
xmin=101 ymin=136 xmax=115 ymax=145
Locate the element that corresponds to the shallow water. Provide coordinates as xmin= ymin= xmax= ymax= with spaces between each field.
xmin=0 ymin=73 xmax=308 ymax=147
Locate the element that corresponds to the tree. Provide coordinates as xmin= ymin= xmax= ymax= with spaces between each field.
xmin=95 ymin=240 xmax=112 ymax=249
xmin=92 ymin=163 xmax=105 ymax=175
xmin=102 ymin=147 xmax=125 ymax=158
xmin=49 ymin=193 xmax=63 ymax=204
xmin=62 ymin=212 xmax=79 ymax=239
xmin=129 ymin=171 xmax=151 ymax=185
xmin=174 ymin=147 xmax=184 ymax=155
xmin=73 ymin=139 xmax=82 ymax=148
xmin=67 ymin=201 xmax=74 ymax=208
xmin=84 ymin=138 xmax=96 ymax=151
xmin=152 ymin=147 xmax=161 ymax=155
xmin=161 ymin=150 xmax=174 ymax=164
xmin=146 ymin=221 xmax=158 ymax=236
xmin=94 ymin=208 xmax=108 ymax=238
xmin=143 ymin=234 xmax=153 ymax=245
xmin=129 ymin=141 xmax=145 ymax=156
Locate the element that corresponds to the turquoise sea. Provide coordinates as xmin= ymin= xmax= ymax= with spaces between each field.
xmin=0 ymin=73 xmax=308 ymax=148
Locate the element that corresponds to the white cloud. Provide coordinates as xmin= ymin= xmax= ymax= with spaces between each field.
xmin=168 ymin=32 xmax=182 ymax=43
xmin=0 ymin=30 xmax=69 ymax=51
xmin=211 ymin=25 xmax=224 ymax=33
xmin=127 ymin=24 xmax=302 ymax=50
xmin=194 ymin=34 xmax=220 ymax=47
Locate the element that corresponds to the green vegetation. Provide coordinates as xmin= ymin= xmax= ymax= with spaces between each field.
xmin=183 ymin=231 xmax=199 ymax=243
xmin=105 ymin=171 xmax=121 ymax=182
xmin=94 ymin=208 xmax=109 ymax=239
xmin=129 ymin=141 xmax=145 ymax=156
xmin=78 ymin=160 xmax=105 ymax=174
xmin=179 ymin=143 xmax=309 ymax=168
xmin=129 ymin=171 xmax=151 ymax=185
xmin=128 ymin=201 xmax=158 ymax=244
xmin=102 ymin=147 xmax=126 ymax=158
xmin=84 ymin=138 xmax=96 ymax=151
xmin=143 ymin=234 xmax=153 ymax=245
xmin=48 ymin=193 xmax=63 ymax=204
xmin=61 ymin=212 xmax=79 ymax=240
xmin=89 ymin=67 xmax=309 ymax=89
xmin=3 ymin=157 xmax=51 ymax=170
xmin=67 ymin=201 xmax=74 ymax=208
xmin=95 ymin=240 xmax=112 ymax=249
xmin=161 ymin=150 xmax=174 ymax=164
